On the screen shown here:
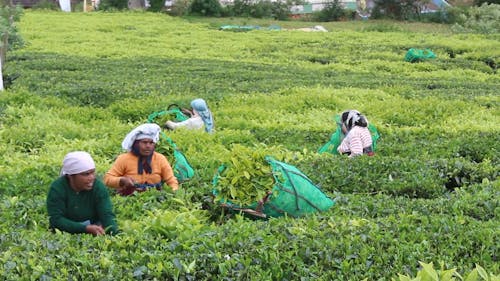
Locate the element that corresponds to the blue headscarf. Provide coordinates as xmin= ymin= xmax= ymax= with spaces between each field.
xmin=191 ymin=98 xmax=214 ymax=133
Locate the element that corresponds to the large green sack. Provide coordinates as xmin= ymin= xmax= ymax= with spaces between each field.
xmin=157 ymin=132 xmax=195 ymax=183
xmin=147 ymin=104 xmax=191 ymax=124
xmin=147 ymin=106 xmax=195 ymax=182
xmin=404 ymin=48 xmax=436 ymax=63
xmin=318 ymin=115 xmax=380 ymax=155
xmin=213 ymin=156 xmax=334 ymax=218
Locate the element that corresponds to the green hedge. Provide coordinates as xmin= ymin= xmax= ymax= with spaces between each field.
xmin=0 ymin=11 xmax=498 ymax=280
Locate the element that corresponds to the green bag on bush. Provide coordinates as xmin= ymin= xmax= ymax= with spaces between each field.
xmin=147 ymin=107 xmax=195 ymax=182
xmin=147 ymin=104 xmax=192 ymax=124
xmin=157 ymin=132 xmax=195 ymax=183
xmin=212 ymin=156 xmax=334 ymax=219
xmin=404 ymin=48 xmax=436 ymax=63
xmin=318 ymin=115 xmax=380 ymax=155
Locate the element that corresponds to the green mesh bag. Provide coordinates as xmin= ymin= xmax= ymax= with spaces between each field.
xmin=318 ymin=115 xmax=380 ymax=155
xmin=318 ymin=115 xmax=343 ymax=154
xmin=404 ymin=48 xmax=436 ymax=63
xmin=212 ymin=156 xmax=334 ymax=219
xmin=147 ymin=104 xmax=191 ymax=124
xmin=157 ymin=132 xmax=195 ymax=183
xmin=147 ymin=107 xmax=195 ymax=182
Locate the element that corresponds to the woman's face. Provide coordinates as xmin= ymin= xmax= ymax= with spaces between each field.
xmin=341 ymin=123 xmax=348 ymax=134
xmin=68 ymin=169 xmax=96 ymax=192
xmin=136 ymin=138 xmax=156 ymax=157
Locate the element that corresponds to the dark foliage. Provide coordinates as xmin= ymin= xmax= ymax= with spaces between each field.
xmin=189 ymin=0 xmax=223 ymax=16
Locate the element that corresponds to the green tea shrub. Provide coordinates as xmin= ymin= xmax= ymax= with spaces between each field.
xmin=430 ymin=158 xmax=498 ymax=190
xmin=393 ymin=262 xmax=500 ymax=281
xmin=147 ymin=208 xmax=210 ymax=240
xmin=1 ymin=11 xmax=499 ymax=281
xmin=450 ymin=181 xmax=499 ymax=221
xmin=158 ymin=129 xmax=235 ymax=175
xmin=300 ymin=153 xmax=498 ymax=198
xmin=299 ymin=155 xmax=447 ymax=198
xmin=379 ymin=129 xmax=499 ymax=162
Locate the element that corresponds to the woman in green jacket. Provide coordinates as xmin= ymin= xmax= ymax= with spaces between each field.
xmin=46 ymin=151 xmax=118 ymax=235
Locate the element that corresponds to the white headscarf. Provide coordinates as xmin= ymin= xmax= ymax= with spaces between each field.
xmin=121 ymin=123 xmax=161 ymax=151
xmin=60 ymin=151 xmax=96 ymax=176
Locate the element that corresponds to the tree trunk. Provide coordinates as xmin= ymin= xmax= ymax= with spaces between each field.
xmin=0 ymin=30 xmax=7 ymax=91
xmin=0 ymin=23 xmax=7 ymax=91
xmin=0 ymin=55 xmax=4 ymax=91
xmin=0 ymin=1 xmax=16 ymax=91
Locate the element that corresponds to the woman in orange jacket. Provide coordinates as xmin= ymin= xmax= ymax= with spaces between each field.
xmin=104 ymin=123 xmax=179 ymax=196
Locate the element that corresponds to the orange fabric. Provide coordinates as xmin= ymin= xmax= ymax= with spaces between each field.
xmin=104 ymin=151 xmax=179 ymax=191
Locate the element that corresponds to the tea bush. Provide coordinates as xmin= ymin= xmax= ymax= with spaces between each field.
xmin=0 ymin=11 xmax=498 ymax=280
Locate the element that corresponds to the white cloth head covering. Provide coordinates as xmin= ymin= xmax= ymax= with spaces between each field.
xmin=190 ymin=98 xmax=214 ymax=133
xmin=121 ymin=123 xmax=161 ymax=151
xmin=60 ymin=151 xmax=96 ymax=176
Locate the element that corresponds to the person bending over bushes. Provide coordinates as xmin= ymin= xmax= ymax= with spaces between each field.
xmin=104 ymin=123 xmax=179 ymax=196
xmin=337 ymin=109 xmax=374 ymax=157
xmin=46 ymin=151 xmax=119 ymax=236
xmin=164 ymin=98 xmax=215 ymax=133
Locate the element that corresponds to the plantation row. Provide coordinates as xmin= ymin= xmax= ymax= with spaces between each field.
xmin=0 ymin=11 xmax=498 ymax=280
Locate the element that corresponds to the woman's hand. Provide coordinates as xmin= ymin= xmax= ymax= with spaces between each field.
xmin=86 ymin=224 xmax=105 ymax=236
xmin=119 ymin=177 xmax=135 ymax=189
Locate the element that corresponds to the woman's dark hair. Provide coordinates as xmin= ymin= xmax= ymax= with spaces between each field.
xmin=341 ymin=110 xmax=368 ymax=131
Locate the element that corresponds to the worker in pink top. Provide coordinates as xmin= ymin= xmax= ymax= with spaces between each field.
xmin=104 ymin=123 xmax=179 ymax=196
xmin=337 ymin=110 xmax=374 ymax=157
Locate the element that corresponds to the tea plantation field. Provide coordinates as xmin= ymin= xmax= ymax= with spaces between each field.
xmin=0 ymin=11 xmax=498 ymax=280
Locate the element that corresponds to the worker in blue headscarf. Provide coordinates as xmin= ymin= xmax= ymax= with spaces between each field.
xmin=164 ymin=98 xmax=215 ymax=133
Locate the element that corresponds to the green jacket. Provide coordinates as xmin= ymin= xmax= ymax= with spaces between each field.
xmin=46 ymin=176 xmax=118 ymax=235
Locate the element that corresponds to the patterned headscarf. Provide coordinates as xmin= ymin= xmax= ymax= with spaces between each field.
xmin=341 ymin=110 xmax=368 ymax=131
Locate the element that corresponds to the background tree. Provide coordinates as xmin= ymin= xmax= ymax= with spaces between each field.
xmin=189 ymin=0 xmax=222 ymax=16
xmin=97 ymin=0 xmax=128 ymax=10
xmin=371 ymin=0 xmax=431 ymax=20
xmin=313 ymin=0 xmax=349 ymax=22
xmin=0 ymin=0 xmax=23 ymax=90
xmin=474 ymin=0 xmax=500 ymax=4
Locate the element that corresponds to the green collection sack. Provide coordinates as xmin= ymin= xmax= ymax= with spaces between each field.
xmin=212 ymin=156 xmax=335 ymax=219
xmin=147 ymin=105 xmax=195 ymax=182
xmin=318 ymin=115 xmax=380 ymax=155
xmin=157 ymin=132 xmax=195 ymax=183
xmin=404 ymin=48 xmax=436 ymax=63
xmin=147 ymin=104 xmax=192 ymax=124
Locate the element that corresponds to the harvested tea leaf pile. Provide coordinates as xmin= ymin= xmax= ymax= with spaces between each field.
xmin=214 ymin=144 xmax=288 ymax=206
